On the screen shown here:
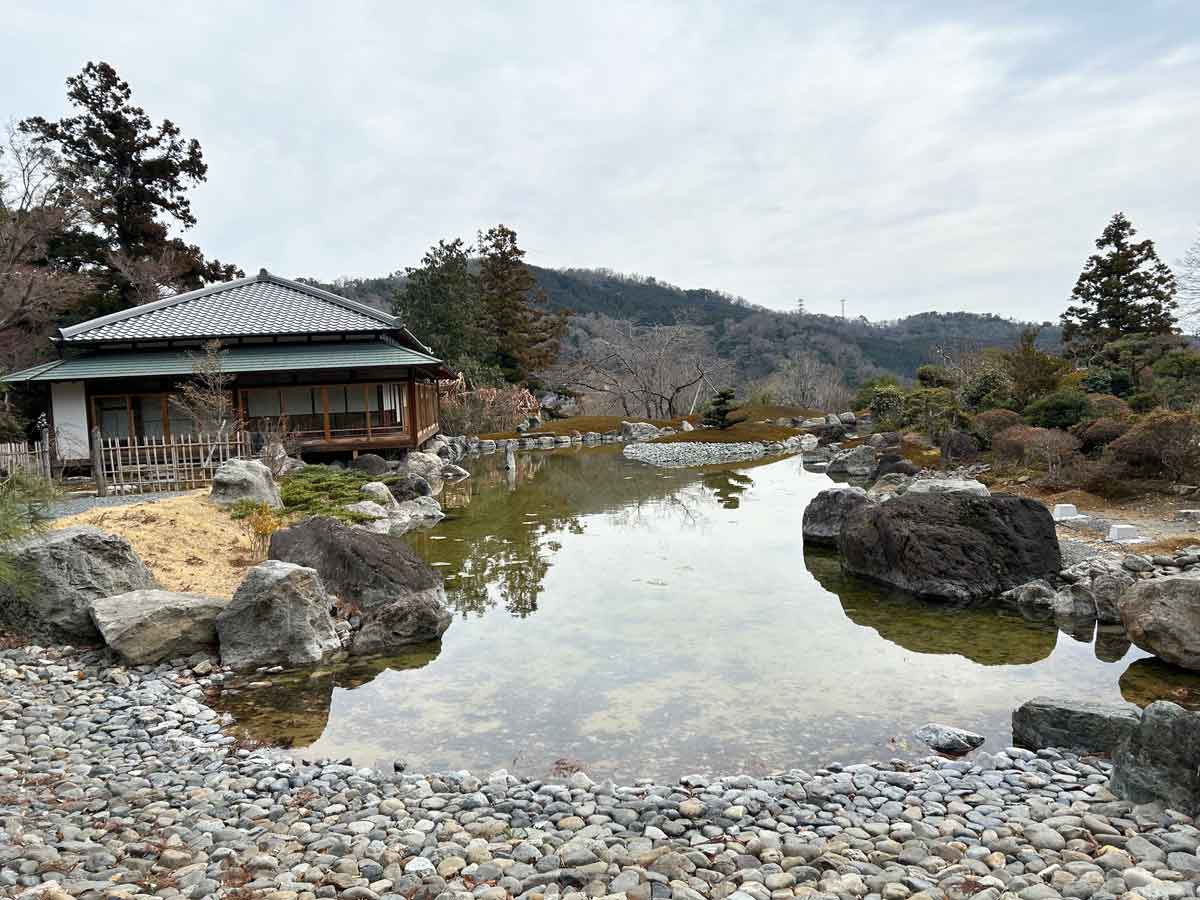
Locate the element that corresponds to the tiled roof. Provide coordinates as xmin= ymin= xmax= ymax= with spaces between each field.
xmin=59 ymin=271 xmax=398 ymax=343
xmin=2 ymin=340 xmax=450 ymax=382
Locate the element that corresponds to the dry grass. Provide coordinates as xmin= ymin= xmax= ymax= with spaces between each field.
xmin=1134 ymin=535 xmax=1200 ymax=556
xmin=54 ymin=492 xmax=253 ymax=597
xmin=734 ymin=404 xmax=825 ymax=421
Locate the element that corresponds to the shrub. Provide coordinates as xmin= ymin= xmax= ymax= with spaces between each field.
xmin=972 ymin=409 xmax=1022 ymax=447
xmin=992 ymin=424 xmax=1041 ymax=464
xmin=1024 ymin=391 xmax=1091 ymax=429
xmin=0 ymin=472 xmax=57 ymax=593
xmin=1109 ymin=411 xmax=1200 ymax=481
xmin=1127 ymin=392 xmax=1158 ymax=413
xmin=1026 ymin=429 xmax=1081 ymax=479
xmin=940 ymin=430 xmax=980 ymax=463
xmin=868 ymin=385 xmax=905 ymax=428
xmin=854 ymin=375 xmax=901 ymax=411
xmin=439 ymin=379 xmax=540 ymax=435
xmin=1082 ymin=393 xmax=1131 ymax=420
xmin=1151 ymin=350 xmax=1200 ymax=410
xmin=278 ymin=465 xmax=375 ymax=522
xmin=961 ymin=368 xmax=1013 ymax=411
xmin=237 ymin=502 xmax=284 ymax=560
xmin=900 ymin=388 xmax=965 ymax=441
xmin=916 ymin=364 xmax=956 ymax=389
xmin=1083 ymin=366 xmax=1134 ymax=397
xmin=1076 ymin=416 xmax=1130 ymax=453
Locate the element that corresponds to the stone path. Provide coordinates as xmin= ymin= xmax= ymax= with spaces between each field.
xmin=1 ymin=646 xmax=1198 ymax=900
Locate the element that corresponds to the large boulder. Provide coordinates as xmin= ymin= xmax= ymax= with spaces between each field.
xmin=385 ymin=473 xmax=433 ymax=502
xmin=269 ymin=517 xmax=451 ymax=655
xmin=838 ymin=492 xmax=1061 ymax=601
xmin=1111 ymin=701 xmax=1200 ymax=815
xmin=1120 ymin=576 xmax=1200 ymax=671
xmin=870 ymin=452 xmax=920 ymax=481
xmin=401 ymin=450 xmax=451 ymax=483
xmin=215 ymin=560 xmax=341 ymax=670
xmin=866 ymin=472 xmax=911 ymax=503
xmin=913 ymin=723 xmax=984 ymax=755
xmin=88 ymin=590 xmax=225 ymax=664
xmin=209 ymin=458 xmax=282 ymax=508
xmin=802 ymin=486 xmax=874 ymax=547
xmin=826 ymin=445 xmax=876 ymax=477
xmin=1012 ymin=696 xmax=1141 ymax=755
xmin=351 ymin=453 xmax=392 ymax=476
xmin=0 ymin=527 xmax=158 ymax=640
xmin=621 ymin=421 xmax=663 ymax=442
xmin=360 ymin=481 xmax=399 ymax=510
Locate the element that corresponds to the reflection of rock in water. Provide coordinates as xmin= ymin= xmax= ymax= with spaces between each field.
xmin=806 ymin=548 xmax=1057 ymax=666
xmin=213 ymin=642 xmax=442 ymax=747
xmin=1056 ymin=615 xmax=1096 ymax=645
xmin=1120 ymin=657 xmax=1200 ymax=711
xmin=1094 ymin=626 xmax=1132 ymax=663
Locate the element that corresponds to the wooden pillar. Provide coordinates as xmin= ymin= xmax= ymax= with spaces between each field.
xmin=90 ymin=426 xmax=108 ymax=497
xmin=363 ymin=383 xmax=372 ymax=440
xmin=406 ymin=380 xmax=418 ymax=442
xmin=321 ymin=386 xmax=331 ymax=440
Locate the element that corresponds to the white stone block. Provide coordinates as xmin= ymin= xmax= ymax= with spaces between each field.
xmin=1052 ymin=503 xmax=1080 ymax=521
xmin=1107 ymin=524 xmax=1139 ymax=542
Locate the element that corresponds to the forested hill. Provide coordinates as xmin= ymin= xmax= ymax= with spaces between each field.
xmin=308 ymin=266 xmax=1060 ymax=380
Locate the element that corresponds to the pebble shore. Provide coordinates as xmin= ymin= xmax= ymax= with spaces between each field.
xmin=622 ymin=443 xmax=773 ymax=467
xmin=2 ymin=646 xmax=1198 ymax=900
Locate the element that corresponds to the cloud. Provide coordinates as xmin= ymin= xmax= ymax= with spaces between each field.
xmin=4 ymin=1 xmax=1198 ymax=321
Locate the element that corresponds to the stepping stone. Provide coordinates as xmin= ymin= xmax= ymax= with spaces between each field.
xmin=1108 ymin=523 xmax=1139 ymax=542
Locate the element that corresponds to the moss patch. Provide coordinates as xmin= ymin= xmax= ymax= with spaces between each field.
xmin=278 ymin=466 xmax=375 ymax=523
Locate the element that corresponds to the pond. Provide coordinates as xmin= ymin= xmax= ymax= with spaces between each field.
xmin=215 ymin=446 xmax=1200 ymax=781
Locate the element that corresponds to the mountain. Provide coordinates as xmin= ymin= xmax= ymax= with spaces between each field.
xmin=305 ymin=266 xmax=1060 ymax=381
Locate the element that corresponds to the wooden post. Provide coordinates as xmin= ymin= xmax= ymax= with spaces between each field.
xmin=406 ymin=380 xmax=418 ymax=443
xmin=91 ymin=427 xmax=108 ymax=497
xmin=321 ymin=386 xmax=331 ymax=440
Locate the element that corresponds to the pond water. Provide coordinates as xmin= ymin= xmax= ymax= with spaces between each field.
xmin=215 ymin=446 xmax=1200 ymax=781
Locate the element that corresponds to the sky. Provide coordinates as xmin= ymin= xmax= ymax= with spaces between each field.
xmin=5 ymin=1 xmax=1200 ymax=322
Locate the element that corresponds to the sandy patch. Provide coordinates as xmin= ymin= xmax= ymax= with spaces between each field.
xmin=54 ymin=492 xmax=255 ymax=597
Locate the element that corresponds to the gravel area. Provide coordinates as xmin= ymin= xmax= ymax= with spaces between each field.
xmin=2 ymin=644 xmax=1198 ymax=900
xmin=47 ymin=491 xmax=181 ymax=520
xmin=623 ymin=442 xmax=775 ymax=468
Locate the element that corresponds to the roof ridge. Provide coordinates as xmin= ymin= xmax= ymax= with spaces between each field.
xmin=57 ymin=269 xmax=398 ymax=342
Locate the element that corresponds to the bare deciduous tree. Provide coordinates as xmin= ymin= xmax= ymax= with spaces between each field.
xmin=756 ymin=353 xmax=851 ymax=411
xmin=170 ymin=340 xmax=237 ymax=438
xmin=0 ymin=124 xmax=90 ymax=370
xmin=549 ymin=316 xmax=730 ymax=419
xmin=107 ymin=246 xmax=194 ymax=306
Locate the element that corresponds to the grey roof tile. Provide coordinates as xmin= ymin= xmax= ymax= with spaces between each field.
xmin=59 ymin=271 xmax=398 ymax=343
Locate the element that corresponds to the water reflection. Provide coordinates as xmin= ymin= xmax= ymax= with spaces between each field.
xmin=212 ymin=447 xmax=1198 ymax=778
xmin=804 ymin=548 xmax=1059 ymax=666
xmin=1119 ymin=657 xmax=1200 ymax=710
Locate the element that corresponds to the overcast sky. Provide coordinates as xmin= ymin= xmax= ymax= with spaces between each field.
xmin=6 ymin=1 xmax=1200 ymax=321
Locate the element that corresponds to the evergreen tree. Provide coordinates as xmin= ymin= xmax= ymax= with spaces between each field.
xmin=1060 ymin=212 xmax=1177 ymax=358
xmin=477 ymin=224 xmax=566 ymax=383
xmin=393 ymin=238 xmax=492 ymax=371
xmin=20 ymin=61 xmax=239 ymax=320
xmin=703 ymin=388 xmax=738 ymax=429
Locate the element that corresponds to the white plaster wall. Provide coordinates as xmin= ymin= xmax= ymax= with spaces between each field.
xmin=50 ymin=381 xmax=89 ymax=459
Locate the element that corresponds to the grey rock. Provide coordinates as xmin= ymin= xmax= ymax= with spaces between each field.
xmin=0 ymin=526 xmax=158 ymax=640
xmin=1111 ymin=701 xmax=1200 ymax=816
xmin=269 ymin=516 xmax=451 ymax=655
xmin=1011 ymin=697 xmax=1141 ymax=755
xmin=912 ymin=723 xmax=984 ymax=755
xmin=215 ymin=560 xmax=341 ymax=669
xmin=384 ymin=473 xmax=433 ymax=502
xmin=802 ymin=486 xmax=874 ymax=547
xmin=88 ymin=589 xmax=226 ymax=664
xmin=351 ymin=453 xmax=392 ymax=476
xmin=838 ymin=493 xmax=1062 ymax=602
xmin=1120 ymin=576 xmax=1200 ymax=671
xmin=209 ymin=458 xmax=282 ymax=508
xmin=827 ymin=445 xmax=876 ymax=477
xmin=621 ymin=421 xmax=664 ymax=442
xmin=905 ymin=478 xmax=990 ymax=497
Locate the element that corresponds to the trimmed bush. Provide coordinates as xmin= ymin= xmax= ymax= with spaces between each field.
xmin=1082 ymin=393 xmax=1131 ymax=420
xmin=1024 ymin=391 xmax=1091 ymax=430
xmin=1109 ymin=411 xmax=1200 ymax=481
xmin=973 ymin=409 xmax=1022 ymax=447
xmin=993 ymin=424 xmax=1042 ymax=463
xmin=1076 ymin=416 xmax=1130 ymax=453
xmin=1127 ymin=392 xmax=1158 ymax=413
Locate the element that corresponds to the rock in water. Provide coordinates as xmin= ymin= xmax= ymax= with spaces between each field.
xmin=826 ymin=445 xmax=876 ymax=476
xmin=913 ymin=723 xmax=984 ymax=755
xmin=89 ymin=590 xmax=225 ymax=664
xmin=620 ymin=421 xmax=663 ymax=442
xmin=1111 ymin=700 xmax=1200 ymax=816
xmin=269 ymin=517 xmax=451 ymax=655
xmin=209 ymin=458 xmax=282 ymax=508
xmin=1011 ymin=696 xmax=1141 ymax=754
xmin=384 ymin=472 xmax=432 ymax=502
xmin=870 ymin=453 xmax=920 ymax=481
xmin=1120 ymin=576 xmax=1200 ymax=671
xmin=0 ymin=527 xmax=158 ymax=640
xmin=215 ymin=560 xmax=341 ymax=670
xmin=838 ymin=492 xmax=1061 ymax=601
xmin=802 ymin=486 xmax=874 ymax=547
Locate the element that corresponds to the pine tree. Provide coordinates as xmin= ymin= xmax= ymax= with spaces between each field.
xmin=477 ymin=224 xmax=566 ymax=383
xmin=20 ymin=61 xmax=240 ymax=320
xmin=393 ymin=238 xmax=492 ymax=370
xmin=1060 ymin=212 xmax=1177 ymax=358
xmin=703 ymin=389 xmax=738 ymax=429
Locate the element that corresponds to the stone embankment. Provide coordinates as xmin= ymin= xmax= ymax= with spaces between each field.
xmin=3 ymin=645 xmax=1200 ymax=900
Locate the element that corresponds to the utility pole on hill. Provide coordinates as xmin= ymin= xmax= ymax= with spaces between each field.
xmin=840 ymin=298 xmax=846 ymax=319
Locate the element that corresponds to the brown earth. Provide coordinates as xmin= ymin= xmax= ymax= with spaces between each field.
xmin=53 ymin=492 xmax=254 ymax=597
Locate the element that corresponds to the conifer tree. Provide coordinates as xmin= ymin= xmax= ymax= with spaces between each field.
xmin=1060 ymin=212 xmax=1177 ymax=358
xmin=703 ymin=388 xmax=738 ymax=429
